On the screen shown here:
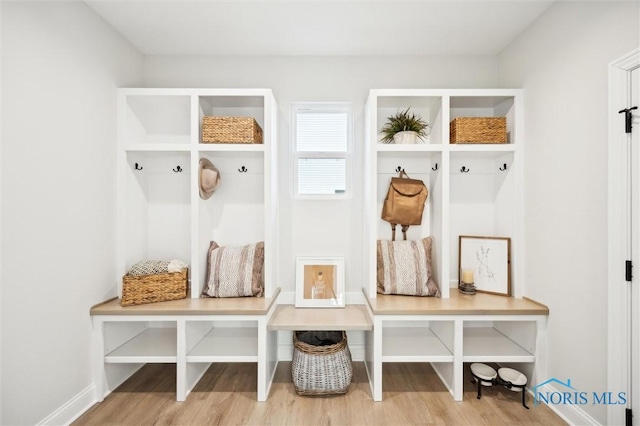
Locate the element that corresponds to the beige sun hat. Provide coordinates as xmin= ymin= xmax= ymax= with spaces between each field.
xmin=199 ymin=158 xmax=220 ymax=200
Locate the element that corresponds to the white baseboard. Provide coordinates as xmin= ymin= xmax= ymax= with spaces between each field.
xmin=37 ymin=384 xmax=97 ymax=426
xmin=531 ymin=383 xmax=602 ymax=426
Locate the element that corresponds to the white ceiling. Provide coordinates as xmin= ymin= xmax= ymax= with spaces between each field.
xmin=85 ymin=0 xmax=556 ymax=56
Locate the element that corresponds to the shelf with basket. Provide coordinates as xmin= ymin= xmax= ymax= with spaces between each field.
xmin=198 ymin=94 xmax=265 ymax=146
xmin=118 ymin=150 xmax=192 ymax=300
xmin=449 ymin=94 xmax=518 ymax=146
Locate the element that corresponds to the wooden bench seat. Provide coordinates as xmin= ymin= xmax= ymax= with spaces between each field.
xmin=366 ymin=291 xmax=549 ymax=316
xmin=268 ymin=304 xmax=372 ymax=331
xmin=91 ymin=288 xmax=280 ymax=316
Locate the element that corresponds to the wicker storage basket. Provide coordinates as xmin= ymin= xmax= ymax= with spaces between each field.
xmin=292 ymin=331 xmax=353 ymax=396
xmin=121 ymin=269 xmax=188 ymax=306
xmin=450 ymin=117 xmax=507 ymax=144
xmin=202 ymin=116 xmax=263 ymax=144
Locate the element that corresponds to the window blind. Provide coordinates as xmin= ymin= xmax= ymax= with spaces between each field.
xmin=296 ymin=112 xmax=348 ymax=152
xmin=297 ymin=158 xmax=346 ymax=195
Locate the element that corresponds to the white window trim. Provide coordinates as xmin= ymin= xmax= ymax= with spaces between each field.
xmin=290 ymin=102 xmax=353 ymax=200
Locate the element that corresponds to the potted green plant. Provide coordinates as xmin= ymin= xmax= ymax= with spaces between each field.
xmin=380 ymin=108 xmax=430 ymax=144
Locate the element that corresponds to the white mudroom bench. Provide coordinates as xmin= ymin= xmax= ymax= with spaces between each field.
xmin=90 ymin=288 xmax=280 ymax=402
xmin=91 ymin=291 xmax=548 ymax=403
xmin=362 ymin=290 xmax=549 ymax=402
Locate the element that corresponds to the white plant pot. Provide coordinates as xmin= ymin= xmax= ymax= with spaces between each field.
xmin=393 ymin=131 xmax=419 ymax=144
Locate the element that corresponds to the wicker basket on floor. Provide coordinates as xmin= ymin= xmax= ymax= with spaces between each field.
xmin=202 ymin=116 xmax=263 ymax=144
xmin=121 ymin=269 xmax=188 ymax=306
xmin=291 ymin=330 xmax=353 ymax=396
xmin=450 ymin=117 xmax=507 ymax=144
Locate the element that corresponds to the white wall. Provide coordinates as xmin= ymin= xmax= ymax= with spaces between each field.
xmin=498 ymin=2 xmax=639 ymax=424
xmin=144 ymin=55 xmax=498 ymax=299
xmin=0 ymin=3 xmax=4 ymax=422
xmin=1 ymin=3 xmax=143 ymax=424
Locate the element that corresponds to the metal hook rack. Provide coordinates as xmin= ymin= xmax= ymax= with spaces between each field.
xmin=173 ymin=166 xmax=183 ymax=173
xmin=238 ymin=166 xmax=248 ymax=173
xmin=395 ymin=166 xmax=405 ymax=173
xmin=460 ymin=166 xmax=470 ymax=173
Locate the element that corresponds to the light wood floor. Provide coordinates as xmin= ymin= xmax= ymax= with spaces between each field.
xmin=74 ymin=362 xmax=566 ymax=425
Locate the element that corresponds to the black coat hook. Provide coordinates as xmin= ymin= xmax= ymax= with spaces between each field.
xmin=395 ymin=166 xmax=404 ymax=173
xmin=173 ymin=166 xmax=183 ymax=172
xmin=499 ymin=163 xmax=508 ymax=171
xmin=619 ymin=106 xmax=638 ymax=133
xmin=238 ymin=166 xmax=248 ymax=173
xmin=432 ymin=163 xmax=438 ymax=171
xmin=134 ymin=163 xmax=143 ymax=170
xmin=460 ymin=166 xmax=470 ymax=173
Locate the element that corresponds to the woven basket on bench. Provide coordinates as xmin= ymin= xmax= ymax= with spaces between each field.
xmin=202 ymin=116 xmax=263 ymax=144
xmin=121 ymin=269 xmax=188 ymax=306
xmin=291 ymin=330 xmax=353 ymax=396
xmin=450 ymin=117 xmax=507 ymax=144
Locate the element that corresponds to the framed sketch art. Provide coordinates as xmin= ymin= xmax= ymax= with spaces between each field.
xmin=459 ymin=236 xmax=511 ymax=296
xmin=295 ymin=257 xmax=345 ymax=308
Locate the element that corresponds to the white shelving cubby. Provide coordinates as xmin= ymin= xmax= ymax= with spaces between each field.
xmin=364 ymin=89 xmax=523 ymax=299
xmin=116 ymin=88 xmax=279 ymax=299
xmin=99 ymin=88 xmax=280 ymax=403
xmin=362 ymin=89 xmax=541 ymax=403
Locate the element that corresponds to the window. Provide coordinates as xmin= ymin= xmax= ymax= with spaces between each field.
xmin=292 ymin=103 xmax=352 ymax=197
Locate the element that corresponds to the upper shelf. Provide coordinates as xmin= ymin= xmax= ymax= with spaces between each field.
xmin=119 ymin=88 xmax=273 ymax=149
xmin=370 ymin=90 xmax=521 ymax=148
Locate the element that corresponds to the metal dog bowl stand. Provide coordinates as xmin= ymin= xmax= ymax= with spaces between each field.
xmin=470 ymin=363 xmax=529 ymax=409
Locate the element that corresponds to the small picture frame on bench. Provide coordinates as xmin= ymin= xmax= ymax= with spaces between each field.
xmin=295 ymin=257 xmax=345 ymax=308
xmin=459 ymin=236 xmax=511 ymax=296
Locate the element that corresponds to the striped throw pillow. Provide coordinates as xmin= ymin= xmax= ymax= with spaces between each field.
xmin=202 ymin=241 xmax=264 ymax=298
xmin=377 ymin=237 xmax=440 ymax=297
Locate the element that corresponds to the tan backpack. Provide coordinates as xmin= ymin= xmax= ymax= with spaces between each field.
xmin=381 ymin=171 xmax=428 ymax=241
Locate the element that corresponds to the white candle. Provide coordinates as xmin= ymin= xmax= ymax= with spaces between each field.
xmin=462 ymin=269 xmax=474 ymax=284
